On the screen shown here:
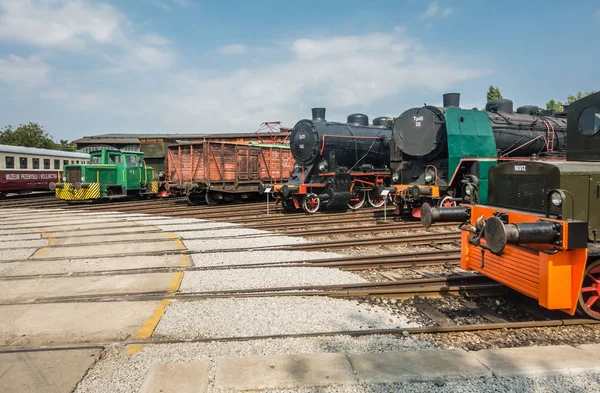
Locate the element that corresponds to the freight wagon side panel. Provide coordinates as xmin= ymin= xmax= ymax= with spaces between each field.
xmin=257 ymin=147 xmax=294 ymax=183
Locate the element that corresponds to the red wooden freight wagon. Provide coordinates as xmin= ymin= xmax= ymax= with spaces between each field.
xmin=164 ymin=141 xmax=294 ymax=205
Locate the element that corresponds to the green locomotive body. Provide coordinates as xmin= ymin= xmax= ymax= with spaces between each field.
xmin=51 ymin=149 xmax=158 ymax=201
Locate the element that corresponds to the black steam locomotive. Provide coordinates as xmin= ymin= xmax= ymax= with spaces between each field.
xmin=265 ymin=108 xmax=392 ymax=213
xmin=385 ymin=93 xmax=568 ymax=217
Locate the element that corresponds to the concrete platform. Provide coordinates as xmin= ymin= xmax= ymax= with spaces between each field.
xmin=31 ymin=240 xmax=182 ymax=259
xmin=139 ymin=362 xmax=210 ymax=393
xmin=0 ymin=272 xmax=179 ymax=303
xmin=0 ymin=255 xmax=188 ymax=276
xmin=0 ymin=301 xmax=159 ymax=346
xmin=214 ymin=353 xmax=357 ymax=390
xmin=349 ymin=349 xmax=492 ymax=383
xmin=52 ymin=231 xmax=171 ymax=246
xmin=0 ymin=348 xmax=101 ymax=393
xmin=471 ymin=344 xmax=600 ymax=377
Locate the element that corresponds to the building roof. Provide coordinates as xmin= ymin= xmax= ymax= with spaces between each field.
xmin=0 ymin=144 xmax=89 ymax=159
xmin=73 ymin=132 xmax=290 ymax=144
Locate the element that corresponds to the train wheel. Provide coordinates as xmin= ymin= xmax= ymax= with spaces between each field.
xmin=302 ymin=193 xmax=320 ymax=214
xmin=439 ymin=196 xmax=457 ymax=208
xmin=578 ymin=260 xmax=600 ymax=319
xmin=367 ymin=190 xmax=386 ymax=208
xmin=205 ymin=191 xmax=220 ymax=206
xmin=187 ymin=192 xmax=204 ymax=205
xmin=347 ymin=191 xmax=366 ymax=210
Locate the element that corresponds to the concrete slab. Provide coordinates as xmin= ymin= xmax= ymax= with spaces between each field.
xmin=1 ymin=218 xmax=126 ymax=230
xmin=0 ymin=239 xmax=48 ymax=249
xmin=139 ymin=362 xmax=210 ymax=393
xmin=578 ymin=343 xmax=600 ymax=354
xmin=50 ymin=226 xmax=160 ymax=237
xmin=349 ymin=349 xmax=492 ymax=383
xmin=32 ymin=240 xmax=182 ymax=259
xmin=0 ymin=255 xmax=189 ymax=276
xmin=0 ymin=301 xmax=159 ymax=346
xmin=0 ymin=248 xmax=37 ymax=261
xmin=214 ymin=353 xmax=356 ymax=390
xmin=0 ymin=233 xmax=43 ymax=241
xmin=154 ymin=222 xmax=239 ymax=231
xmin=0 ymin=272 xmax=178 ymax=303
xmin=0 ymin=348 xmax=100 ymax=393
xmin=471 ymin=345 xmax=600 ymax=377
xmin=53 ymin=231 xmax=170 ymax=246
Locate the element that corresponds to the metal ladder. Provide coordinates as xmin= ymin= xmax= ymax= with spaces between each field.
xmin=544 ymin=119 xmax=555 ymax=152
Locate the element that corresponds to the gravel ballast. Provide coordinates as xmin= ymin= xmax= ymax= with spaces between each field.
xmin=191 ymin=250 xmax=341 ymax=267
xmin=182 ymin=235 xmax=308 ymax=252
xmin=154 ymin=297 xmax=421 ymax=339
xmin=179 ymin=267 xmax=368 ymax=292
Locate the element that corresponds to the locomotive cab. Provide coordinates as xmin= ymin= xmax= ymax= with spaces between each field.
xmin=422 ymin=91 xmax=600 ymax=319
xmin=52 ymin=149 xmax=158 ymax=201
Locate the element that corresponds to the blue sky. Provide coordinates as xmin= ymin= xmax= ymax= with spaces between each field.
xmin=0 ymin=0 xmax=598 ymax=141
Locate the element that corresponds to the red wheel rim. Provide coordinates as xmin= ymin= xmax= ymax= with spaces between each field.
xmin=581 ymin=264 xmax=600 ymax=318
xmin=368 ymin=191 xmax=385 ymax=208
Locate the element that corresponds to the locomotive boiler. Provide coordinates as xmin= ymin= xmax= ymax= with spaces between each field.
xmin=386 ymin=93 xmax=567 ymax=216
xmin=264 ymin=108 xmax=392 ymax=213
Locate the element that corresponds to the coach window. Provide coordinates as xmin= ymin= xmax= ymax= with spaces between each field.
xmin=44 ymin=159 xmax=50 ymax=169
xmin=20 ymin=157 xmax=28 ymax=169
xmin=5 ymin=156 xmax=14 ymax=169
xmin=33 ymin=158 xmax=39 ymax=169
xmin=63 ymin=160 xmax=69 ymax=166
xmin=54 ymin=159 xmax=60 ymax=169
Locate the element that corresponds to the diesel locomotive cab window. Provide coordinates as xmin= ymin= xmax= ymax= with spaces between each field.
xmin=126 ymin=155 xmax=138 ymax=166
xmin=54 ymin=159 xmax=60 ymax=169
xmin=91 ymin=156 xmax=101 ymax=164
xmin=578 ymin=106 xmax=600 ymax=136
xmin=19 ymin=157 xmax=27 ymax=169
xmin=109 ymin=154 xmax=122 ymax=164
xmin=33 ymin=158 xmax=39 ymax=169
xmin=5 ymin=156 xmax=14 ymax=169
xmin=44 ymin=159 xmax=50 ymax=169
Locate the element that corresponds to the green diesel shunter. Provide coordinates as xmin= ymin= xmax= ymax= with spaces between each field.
xmin=51 ymin=149 xmax=158 ymax=201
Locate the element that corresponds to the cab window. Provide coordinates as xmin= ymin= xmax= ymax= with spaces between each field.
xmin=44 ymin=159 xmax=50 ymax=169
xmin=125 ymin=155 xmax=138 ymax=167
xmin=108 ymin=154 xmax=122 ymax=164
xmin=91 ymin=156 xmax=102 ymax=164
xmin=20 ymin=157 xmax=28 ymax=169
xmin=33 ymin=158 xmax=40 ymax=169
xmin=5 ymin=156 xmax=14 ymax=169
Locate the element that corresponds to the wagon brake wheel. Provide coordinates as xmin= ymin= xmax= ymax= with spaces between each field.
xmin=367 ymin=190 xmax=386 ymax=208
xmin=302 ymin=193 xmax=320 ymax=214
xmin=347 ymin=190 xmax=366 ymax=210
xmin=438 ymin=196 xmax=457 ymax=208
xmin=578 ymin=259 xmax=600 ymax=320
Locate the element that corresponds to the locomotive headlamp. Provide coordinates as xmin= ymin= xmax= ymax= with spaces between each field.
xmin=81 ymin=176 xmax=85 ymax=182
xmin=392 ymin=172 xmax=399 ymax=183
xmin=465 ymin=185 xmax=472 ymax=196
xmin=293 ymin=163 xmax=301 ymax=171
xmin=318 ymin=160 xmax=328 ymax=172
xmin=424 ymin=170 xmax=434 ymax=183
xmin=550 ymin=191 xmax=562 ymax=207
xmin=62 ymin=176 xmax=66 ymax=182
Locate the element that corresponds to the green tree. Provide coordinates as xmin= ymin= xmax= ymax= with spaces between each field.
xmin=487 ymin=85 xmax=503 ymax=102
xmin=0 ymin=123 xmax=75 ymax=151
xmin=546 ymin=91 xmax=597 ymax=112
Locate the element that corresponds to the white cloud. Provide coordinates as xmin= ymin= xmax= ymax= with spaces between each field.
xmin=217 ymin=44 xmax=248 ymax=55
xmin=0 ymin=0 xmax=124 ymax=49
xmin=421 ymin=1 xmax=453 ymax=19
xmin=0 ymin=54 xmax=50 ymax=88
xmin=0 ymin=0 xmax=173 ymax=71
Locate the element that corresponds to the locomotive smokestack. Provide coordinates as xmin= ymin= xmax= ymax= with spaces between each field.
xmin=312 ymin=108 xmax=326 ymax=122
xmin=443 ymin=93 xmax=460 ymax=108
